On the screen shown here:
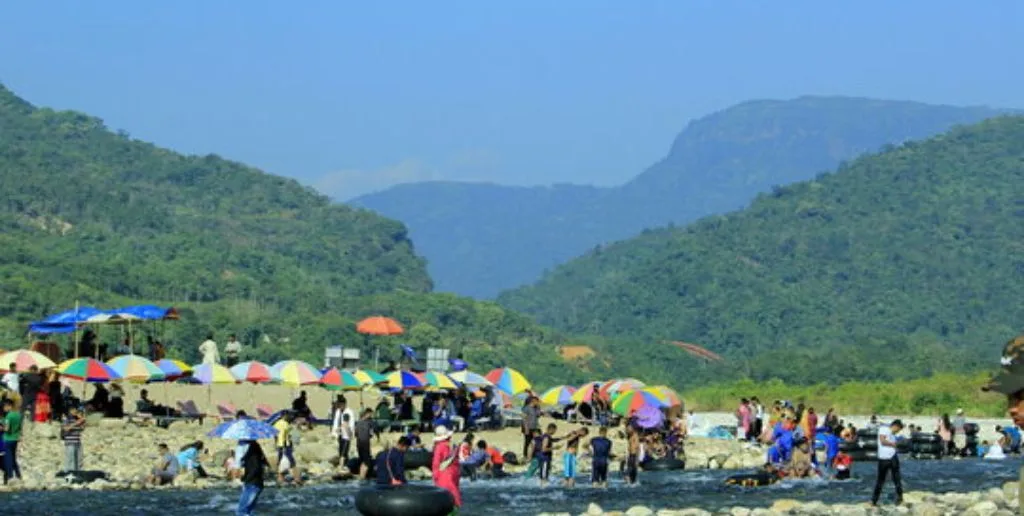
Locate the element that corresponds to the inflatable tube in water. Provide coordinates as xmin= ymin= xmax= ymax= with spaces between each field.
xmin=911 ymin=443 xmax=944 ymax=455
xmin=911 ymin=433 xmax=941 ymax=444
xmin=55 ymin=470 xmax=108 ymax=484
xmin=838 ymin=440 xmax=859 ymax=453
xmin=403 ymin=449 xmax=432 ymax=470
xmin=847 ymin=449 xmax=878 ymax=462
xmin=724 ymin=471 xmax=777 ymax=487
xmin=964 ymin=422 xmax=979 ymax=435
xmin=896 ymin=440 xmax=911 ymax=453
xmin=502 ymin=451 xmax=519 ymax=465
xmin=640 ymin=458 xmax=686 ymax=471
xmin=355 ymin=485 xmax=455 ymax=516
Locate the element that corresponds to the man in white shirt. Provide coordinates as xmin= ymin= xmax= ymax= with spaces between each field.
xmin=871 ymin=419 xmax=904 ymax=507
xmin=198 ymin=334 xmax=220 ymax=365
xmin=224 ymin=334 xmax=242 ymax=367
xmin=2 ymin=363 xmax=19 ymax=394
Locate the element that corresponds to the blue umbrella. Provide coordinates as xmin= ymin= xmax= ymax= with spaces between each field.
xmin=208 ymin=418 xmax=278 ymax=440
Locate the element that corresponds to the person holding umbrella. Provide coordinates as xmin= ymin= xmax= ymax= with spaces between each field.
xmin=207 ymin=418 xmax=277 ymax=516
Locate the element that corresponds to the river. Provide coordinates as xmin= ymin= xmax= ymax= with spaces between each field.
xmin=6 ymin=457 xmax=1018 ymax=515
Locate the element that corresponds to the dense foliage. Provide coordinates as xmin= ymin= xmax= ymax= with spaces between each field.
xmin=683 ymin=373 xmax=1007 ymax=418
xmin=501 ymin=117 xmax=1024 ymax=386
xmin=0 ymin=85 xmax=600 ymax=383
xmin=354 ymin=97 xmax=1008 ymax=298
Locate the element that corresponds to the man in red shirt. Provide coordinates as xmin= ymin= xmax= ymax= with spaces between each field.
xmin=480 ymin=440 xmax=505 ymax=477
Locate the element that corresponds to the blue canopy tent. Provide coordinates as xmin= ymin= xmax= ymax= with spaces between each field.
xmin=108 ymin=305 xmax=179 ymax=321
xmin=28 ymin=306 xmax=104 ymax=334
xmin=28 ymin=305 xmax=178 ymax=359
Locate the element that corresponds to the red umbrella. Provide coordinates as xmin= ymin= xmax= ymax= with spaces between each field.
xmin=356 ymin=316 xmax=404 ymax=336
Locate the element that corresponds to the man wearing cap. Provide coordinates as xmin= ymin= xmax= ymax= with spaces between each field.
xmin=983 ymin=334 xmax=1024 ymax=508
xmin=870 ymin=418 xmax=904 ymax=506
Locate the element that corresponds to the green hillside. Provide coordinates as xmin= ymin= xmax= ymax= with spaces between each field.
xmin=0 ymin=85 xmax=598 ymax=383
xmin=500 ymin=117 xmax=1024 ymax=386
xmin=353 ymin=97 xmax=1009 ymax=298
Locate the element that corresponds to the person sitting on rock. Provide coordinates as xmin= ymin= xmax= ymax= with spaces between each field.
xmin=786 ymin=437 xmax=814 ymax=478
xmin=147 ymin=443 xmax=179 ymax=486
xmin=832 ymin=451 xmax=853 ymax=480
xmin=177 ymin=441 xmax=209 ymax=478
xmin=291 ymin=391 xmax=313 ymax=430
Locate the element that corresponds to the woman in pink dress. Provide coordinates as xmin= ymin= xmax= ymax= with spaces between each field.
xmin=736 ymin=398 xmax=751 ymax=440
xmin=431 ymin=425 xmax=462 ymax=508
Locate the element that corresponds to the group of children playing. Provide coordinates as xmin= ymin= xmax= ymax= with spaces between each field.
xmin=519 ymin=423 xmax=628 ymax=488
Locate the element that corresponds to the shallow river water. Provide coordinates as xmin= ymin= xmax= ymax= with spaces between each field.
xmin=6 ymin=458 xmax=1019 ymax=515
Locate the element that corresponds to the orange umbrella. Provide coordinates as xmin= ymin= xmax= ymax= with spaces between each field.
xmin=356 ymin=316 xmax=404 ymax=369
xmin=356 ymin=316 xmax=404 ymax=336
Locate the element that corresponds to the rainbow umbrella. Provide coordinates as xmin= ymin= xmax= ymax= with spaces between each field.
xmin=485 ymin=367 xmax=531 ymax=396
xmin=385 ymin=370 xmax=424 ymax=390
xmin=418 ymin=371 xmax=459 ymax=390
xmin=270 ymin=360 xmax=322 ymax=386
xmin=231 ymin=361 xmax=273 ymax=384
xmin=321 ymin=368 xmax=362 ymax=391
xmin=449 ymin=370 xmax=492 ymax=387
xmin=540 ymin=385 xmax=577 ymax=406
xmin=0 ymin=350 xmax=57 ymax=372
xmin=155 ymin=359 xmax=191 ymax=379
xmin=643 ymin=386 xmax=682 ymax=407
xmin=58 ymin=358 xmax=122 ymax=383
xmin=191 ymin=363 xmax=238 ymax=384
xmin=599 ymin=378 xmax=645 ymax=399
xmin=571 ymin=382 xmax=605 ymax=404
xmin=611 ymin=390 xmax=668 ymax=416
xmin=353 ymin=369 xmax=387 ymax=386
xmin=107 ymin=355 xmax=165 ymax=382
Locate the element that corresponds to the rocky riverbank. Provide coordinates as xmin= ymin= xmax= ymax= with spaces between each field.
xmin=544 ymin=483 xmax=1022 ymax=516
xmin=0 ymin=412 xmax=765 ymax=492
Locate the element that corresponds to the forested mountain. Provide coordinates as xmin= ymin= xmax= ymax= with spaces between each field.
xmin=353 ymin=97 xmax=1009 ymax=298
xmin=499 ymin=117 xmax=1024 ymax=385
xmin=0 ymin=85 xmax=602 ymax=383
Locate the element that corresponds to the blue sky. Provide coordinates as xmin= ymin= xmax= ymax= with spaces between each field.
xmin=2 ymin=1 xmax=1021 ymax=199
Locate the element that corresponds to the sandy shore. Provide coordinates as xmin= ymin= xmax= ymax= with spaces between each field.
xmin=0 ymin=382 xmax=1013 ymax=494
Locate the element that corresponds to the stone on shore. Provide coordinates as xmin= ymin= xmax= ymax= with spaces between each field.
xmin=625 ymin=506 xmax=654 ymax=516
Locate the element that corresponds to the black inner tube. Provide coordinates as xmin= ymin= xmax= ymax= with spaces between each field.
xmin=355 ymin=485 xmax=455 ymax=516
xmin=640 ymin=458 xmax=685 ymax=471
xmin=724 ymin=471 xmax=776 ymax=487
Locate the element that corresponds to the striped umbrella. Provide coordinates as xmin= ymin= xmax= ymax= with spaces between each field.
xmin=208 ymin=418 xmax=279 ymax=440
xmin=485 ymin=367 xmax=531 ymax=396
xmin=418 ymin=371 xmax=459 ymax=390
xmin=385 ymin=370 xmax=424 ymax=390
xmin=57 ymin=358 xmax=122 ymax=383
xmin=352 ymin=369 xmax=387 ymax=386
xmin=643 ymin=386 xmax=682 ymax=407
xmin=449 ymin=370 xmax=493 ymax=387
xmin=107 ymin=355 xmax=165 ymax=382
xmin=321 ymin=368 xmax=362 ymax=391
xmin=611 ymin=390 xmax=668 ymax=416
xmin=0 ymin=350 xmax=57 ymax=372
xmin=155 ymin=359 xmax=191 ymax=379
xmin=270 ymin=360 xmax=322 ymax=386
xmin=540 ymin=385 xmax=577 ymax=406
xmin=571 ymin=382 xmax=604 ymax=404
xmin=191 ymin=363 xmax=238 ymax=384
xmin=599 ymin=378 xmax=645 ymax=399
xmin=230 ymin=361 xmax=273 ymax=384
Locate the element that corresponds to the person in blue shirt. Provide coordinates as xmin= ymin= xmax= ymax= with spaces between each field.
xmin=588 ymin=426 xmax=613 ymax=488
xmin=375 ymin=437 xmax=410 ymax=485
xmin=176 ymin=441 xmax=208 ymax=478
xmin=817 ymin=427 xmax=841 ymax=474
xmin=768 ymin=418 xmax=795 ymax=465
xmin=1003 ymin=425 xmax=1021 ymax=453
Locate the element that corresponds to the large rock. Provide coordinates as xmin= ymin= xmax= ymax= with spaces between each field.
xmin=964 ymin=501 xmax=999 ymax=516
xmin=586 ymin=503 xmax=603 ymax=515
xmin=730 ymin=508 xmax=751 ymax=516
xmin=910 ymin=502 xmax=941 ymax=516
xmin=770 ymin=499 xmax=801 ymax=513
xmin=625 ymin=506 xmax=654 ymax=516
xmin=1002 ymin=481 xmax=1019 ymax=504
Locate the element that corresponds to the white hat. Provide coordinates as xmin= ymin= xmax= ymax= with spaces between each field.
xmin=433 ymin=425 xmax=453 ymax=441
xmin=956 ymin=408 xmax=964 ymax=414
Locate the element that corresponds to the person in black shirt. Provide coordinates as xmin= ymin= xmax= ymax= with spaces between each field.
xmin=375 ymin=437 xmax=410 ymax=485
xmin=20 ymin=366 xmax=43 ymax=421
xmin=291 ymin=391 xmax=313 ymax=429
xmin=237 ymin=440 xmax=269 ymax=516
xmin=589 ymin=426 xmax=613 ymax=487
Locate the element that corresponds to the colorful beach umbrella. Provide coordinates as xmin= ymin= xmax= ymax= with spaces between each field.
xmin=449 ymin=370 xmax=493 ymax=387
xmin=540 ymin=385 xmax=577 ymax=406
xmin=155 ymin=359 xmax=191 ymax=379
xmin=485 ymin=367 xmax=531 ymax=396
xmin=208 ymin=418 xmax=278 ymax=440
xmin=600 ymin=378 xmax=645 ymax=399
xmin=353 ymin=369 xmax=387 ymax=386
xmin=270 ymin=360 xmax=322 ymax=386
xmin=231 ymin=361 xmax=273 ymax=384
xmin=57 ymin=358 xmax=122 ymax=382
xmin=191 ymin=363 xmax=238 ymax=384
xmin=0 ymin=349 xmax=57 ymax=372
xmin=611 ymin=390 xmax=668 ymax=416
xmin=643 ymin=386 xmax=682 ymax=407
xmin=571 ymin=382 xmax=605 ymax=404
xmin=320 ymin=368 xmax=362 ymax=391
xmin=418 ymin=371 xmax=459 ymax=390
xmin=107 ymin=355 xmax=165 ymax=382
xmin=385 ymin=370 xmax=424 ymax=390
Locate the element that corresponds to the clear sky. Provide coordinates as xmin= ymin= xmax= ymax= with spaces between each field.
xmin=2 ymin=1 xmax=1021 ymax=200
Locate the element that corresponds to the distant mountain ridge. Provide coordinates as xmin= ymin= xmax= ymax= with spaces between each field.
xmin=352 ymin=96 xmax=1010 ymax=298
xmin=498 ymin=116 xmax=1024 ymax=385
